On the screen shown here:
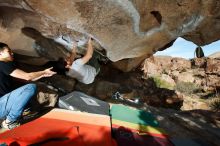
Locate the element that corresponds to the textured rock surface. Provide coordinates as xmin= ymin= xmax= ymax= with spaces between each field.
xmin=143 ymin=56 xmax=220 ymax=92
xmin=0 ymin=0 xmax=220 ymax=65
xmin=206 ymin=58 xmax=220 ymax=75
xmin=147 ymin=106 xmax=220 ymax=146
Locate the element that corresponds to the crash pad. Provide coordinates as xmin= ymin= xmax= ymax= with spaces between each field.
xmin=0 ymin=109 xmax=116 ymax=146
xmin=113 ymin=127 xmax=174 ymax=146
xmin=110 ymin=105 xmax=158 ymax=127
xmin=58 ymin=91 xmax=109 ymax=115
xmin=110 ymin=105 xmax=174 ymax=146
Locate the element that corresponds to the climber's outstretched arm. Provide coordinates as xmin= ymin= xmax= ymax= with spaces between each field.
xmin=81 ymin=38 xmax=94 ymax=64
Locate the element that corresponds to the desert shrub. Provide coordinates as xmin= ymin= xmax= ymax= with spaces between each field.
xmin=175 ymin=81 xmax=202 ymax=94
xmin=180 ymin=68 xmax=187 ymax=73
xmin=209 ymin=97 xmax=220 ymax=111
xmin=162 ymin=69 xmax=169 ymax=75
xmin=150 ymin=76 xmax=174 ymax=90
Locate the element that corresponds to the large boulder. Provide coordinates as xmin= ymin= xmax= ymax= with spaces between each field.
xmin=170 ymin=58 xmax=191 ymax=71
xmin=176 ymin=71 xmax=195 ymax=83
xmin=0 ymin=0 xmax=220 ymax=69
xmin=142 ymin=56 xmax=162 ymax=76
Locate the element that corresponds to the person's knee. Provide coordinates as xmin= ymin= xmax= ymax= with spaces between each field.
xmin=27 ymin=83 xmax=37 ymax=90
xmin=26 ymin=83 xmax=37 ymax=95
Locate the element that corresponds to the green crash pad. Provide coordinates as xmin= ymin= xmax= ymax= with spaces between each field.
xmin=110 ymin=105 xmax=159 ymax=127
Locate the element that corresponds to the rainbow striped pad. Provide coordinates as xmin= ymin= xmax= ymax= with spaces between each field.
xmin=110 ymin=105 xmax=167 ymax=137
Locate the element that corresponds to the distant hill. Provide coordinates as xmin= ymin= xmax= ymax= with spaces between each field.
xmin=208 ymin=51 xmax=220 ymax=58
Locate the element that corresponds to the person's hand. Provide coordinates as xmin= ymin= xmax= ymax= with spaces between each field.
xmin=88 ymin=37 xmax=92 ymax=44
xmin=72 ymin=41 xmax=77 ymax=49
xmin=43 ymin=67 xmax=56 ymax=77
xmin=65 ymin=64 xmax=71 ymax=69
xmin=88 ymin=37 xmax=94 ymax=49
xmin=71 ymin=41 xmax=77 ymax=55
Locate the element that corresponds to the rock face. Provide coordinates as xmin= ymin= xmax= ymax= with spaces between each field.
xmin=0 ymin=0 xmax=220 ymax=66
xmin=148 ymin=106 xmax=220 ymax=146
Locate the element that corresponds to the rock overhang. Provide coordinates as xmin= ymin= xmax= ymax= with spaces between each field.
xmin=0 ymin=0 xmax=220 ymax=64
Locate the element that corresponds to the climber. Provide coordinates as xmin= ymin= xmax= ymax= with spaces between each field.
xmin=64 ymin=37 xmax=100 ymax=84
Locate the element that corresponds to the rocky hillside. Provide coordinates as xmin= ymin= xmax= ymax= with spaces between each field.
xmin=209 ymin=51 xmax=220 ymax=59
xmin=142 ymin=56 xmax=220 ymax=110
xmin=143 ymin=56 xmax=220 ymax=92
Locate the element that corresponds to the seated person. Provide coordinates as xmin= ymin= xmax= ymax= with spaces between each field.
xmin=0 ymin=42 xmax=56 ymax=129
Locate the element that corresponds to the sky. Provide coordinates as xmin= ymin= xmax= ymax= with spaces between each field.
xmin=155 ymin=37 xmax=220 ymax=59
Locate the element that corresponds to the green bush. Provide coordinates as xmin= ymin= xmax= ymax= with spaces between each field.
xmin=175 ymin=81 xmax=202 ymax=94
xmin=150 ymin=76 xmax=174 ymax=90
